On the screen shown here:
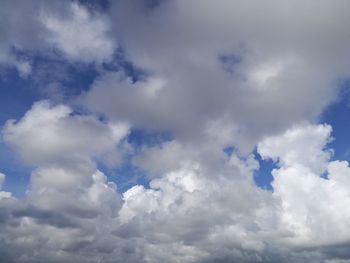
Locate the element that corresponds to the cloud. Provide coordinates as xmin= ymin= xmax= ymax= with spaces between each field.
xmin=41 ymin=2 xmax=115 ymax=63
xmin=0 ymin=101 xmax=128 ymax=262
xmin=0 ymin=173 xmax=11 ymax=200
xmin=81 ymin=0 xmax=350 ymax=154
xmin=1 ymin=100 xmax=270 ymax=262
xmin=0 ymin=170 xmax=123 ymax=263
xmin=258 ymin=123 xmax=333 ymax=173
xmin=0 ymin=0 xmax=45 ymax=75
xmin=2 ymin=100 xmax=129 ymax=166
xmin=2 ymin=1 xmax=350 ymax=262
xmin=0 ymin=0 xmax=116 ymax=75
xmin=2 ymin=112 xmax=350 ymax=262
xmin=258 ymin=124 xmax=350 ymax=249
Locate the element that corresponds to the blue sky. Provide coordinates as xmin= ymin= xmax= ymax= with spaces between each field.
xmin=2 ymin=1 xmax=350 ymax=262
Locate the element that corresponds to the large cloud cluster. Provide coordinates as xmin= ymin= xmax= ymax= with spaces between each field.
xmin=0 ymin=0 xmax=115 ymax=74
xmin=3 ymin=107 xmax=350 ymax=262
xmin=1 ymin=0 xmax=350 ymax=262
xmin=85 ymin=0 xmax=350 ymax=153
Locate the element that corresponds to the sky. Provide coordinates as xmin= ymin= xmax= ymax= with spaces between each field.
xmin=1 ymin=0 xmax=350 ymax=262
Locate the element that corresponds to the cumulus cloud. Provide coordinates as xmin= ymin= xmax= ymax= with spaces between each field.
xmin=258 ymin=124 xmax=333 ymax=174
xmin=82 ymin=0 xmax=350 ymax=153
xmin=2 ymin=0 xmax=350 ymax=262
xmin=41 ymin=2 xmax=115 ymax=63
xmin=2 ymin=100 xmax=129 ymax=166
xmin=4 ymin=115 xmax=350 ymax=262
xmin=1 ymin=0 xmax=347 ymax=109
xmin=0 ymin=0 xmax=116 ymax=75
xmin=0 ymin=101 xmax=128 ymax=262
xmin=258 ymin=124 xmax=350 ymax=249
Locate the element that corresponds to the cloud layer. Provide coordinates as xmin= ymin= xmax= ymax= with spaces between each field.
xmin=1 ymin=0 xmax=350 ymax=262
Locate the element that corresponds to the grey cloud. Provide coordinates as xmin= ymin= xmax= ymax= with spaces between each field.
xmin=2 ymin=1 xmax=350 ymax=262
xmin=82 ymin=0 xmax=350 ymax=153
xmin=0 ymin=0 xmax=116 ymax=75
xmin=12 ymin=206 xmax=80 ymax=229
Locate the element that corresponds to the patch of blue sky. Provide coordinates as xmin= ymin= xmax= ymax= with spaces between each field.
xmin=0 ymin=56 xmax=42 ymax=197
xmin=219 ymin=53 xmax=242 ymax=75
xmin=99 ymin=128 xmax=173 ymax=192
xmin=254 ymin=152 xmax=275 ymax=191
xmin=0 ymin=144 xmax=32 ymax=197
xmin=127 ymin=128 xmax=173 ymax=149
xmin=30 ymin=53 xmax=99 ymax=96
xmin=10 ymin=46 xmax=146 ymax=99
xmin=223 ymin=145 xmax=236 ymax=156
xmin=224 ymin=146 xmax=275 ymax=191
xmin=97 ymin=160 xmax=150 ymax=193
xmin=0 ymin=67 xmax=41 ymax=123
xmin=321 ymin=79 xmax=350 ymax=162
xmin=110 ymin=48 xmax=149 ymax=82
xmin=78 ymin=0 xmax=110 ymax=11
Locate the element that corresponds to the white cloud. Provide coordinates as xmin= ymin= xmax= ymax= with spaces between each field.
xmin=258 ymin=124 xmax=350 ymax=248
xmin=2 ymin=1 xmax=350 ymax=262
xmin=0 ymin=0 xmax=115 ymax=75
xmin=3 ymin=121 xmax=350 ymax=262
xmin=118 ymin=157 xmax=269 ymax=262
xmin=0 ymin=101 xmax=128 ymax=262
xmin=0 ymin=172 xmax=11 ymax=200
xmin=2 ymin=100 xmax=129 ymax=166
xmin=13 ymin=60 xmax=32 ymax=77
xmin=258 ymin=123 xmax=333 ymax=173
xmin=41 ymin=2 xmax=115 ymax=63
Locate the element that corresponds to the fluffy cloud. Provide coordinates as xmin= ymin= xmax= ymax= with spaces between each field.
xmin=2 ymin=100 xmax=129 ymax=166
xmin=0 ymin=0 xmax=116 ymax=75
xmin=41 ymin=2 xmax=115 ymax=63
xmin=0 ymin=168 xmax=124 ymax=263
xmin=0 ymin=101 xmax=128 ymax=262
xmin=258 ymin=124 xmax=333 ymax=174
xmin=81 ymin=0 xmax=350 ymax=153
xmin=4 ymin=116 xmax=350 ymax=262
xmin=258 ymin=124 xmax=350 ymax=249
xmin=2 ymin=0 xmax=350 ymax=262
